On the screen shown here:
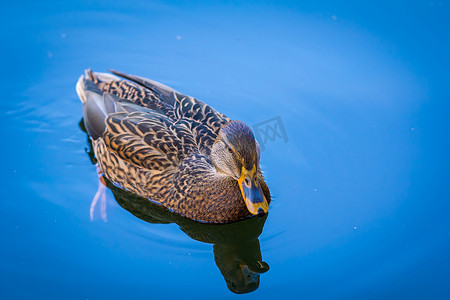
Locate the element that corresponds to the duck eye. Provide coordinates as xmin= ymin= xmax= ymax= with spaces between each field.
xmin=227 ymin=147 xmax=233 ymax=153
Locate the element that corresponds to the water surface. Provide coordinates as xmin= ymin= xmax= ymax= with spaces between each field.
xmin=1 ymin=1 xmax=449 ymax=299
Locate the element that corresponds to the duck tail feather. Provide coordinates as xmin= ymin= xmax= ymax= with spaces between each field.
xmin=76 ymin=75 xmax=88 ymax=103
xmin=78 ymin=68 xmax=130 ymax=139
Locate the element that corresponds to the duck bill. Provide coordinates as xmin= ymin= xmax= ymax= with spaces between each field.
xmin=238 ymin=166 xmax=269 ymax=215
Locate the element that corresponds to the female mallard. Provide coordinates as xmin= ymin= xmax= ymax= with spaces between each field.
xmin=76 ymin=69 xmax=271 ymax=223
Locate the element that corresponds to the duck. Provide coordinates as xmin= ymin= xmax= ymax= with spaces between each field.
xmin=76 ymin=69 xmax=271 ymax=223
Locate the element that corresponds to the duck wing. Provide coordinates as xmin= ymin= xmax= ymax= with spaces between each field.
xmin=78 ymin=74 xmax=199 ymax=168
xmin=109 ymin=70 xmax=231 ymax=156
xmin=102 ymin=110 xmax=198 ymax=170
xmin=78 ymin=74 xmax=211 ymax=199
xmin=109 ymin=69 xmax=178 ymax=105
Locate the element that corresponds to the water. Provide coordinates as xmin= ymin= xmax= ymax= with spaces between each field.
xmin=1 ymin=1 xmax=449 ymax=299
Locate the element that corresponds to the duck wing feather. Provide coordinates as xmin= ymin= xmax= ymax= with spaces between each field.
xmin=101 ymin=70 xmax=232 ymax=156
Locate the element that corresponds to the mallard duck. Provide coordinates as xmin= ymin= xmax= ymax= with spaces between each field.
xmin=76 ymin=69 xmax=271 ymax=223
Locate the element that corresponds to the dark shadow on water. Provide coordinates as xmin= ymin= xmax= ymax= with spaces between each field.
xmin=79 ymin=119 xmax=270 ymax=294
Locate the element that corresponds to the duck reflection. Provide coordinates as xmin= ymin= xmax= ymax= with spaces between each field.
xmin=79 ymin=119 xmax=270 ymax=294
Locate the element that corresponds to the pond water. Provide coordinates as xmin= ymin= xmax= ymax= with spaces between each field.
xmin=1 ymin=1 xmax=449 ymax=299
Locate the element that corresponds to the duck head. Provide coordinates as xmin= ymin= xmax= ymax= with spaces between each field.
xmin=211 ymin=121 xmax=269 ymax=216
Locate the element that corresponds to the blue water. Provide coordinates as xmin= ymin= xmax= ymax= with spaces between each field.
xmin=1 ymin=1 xmax=450 ymax=299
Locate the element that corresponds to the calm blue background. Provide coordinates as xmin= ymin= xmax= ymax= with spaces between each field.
xmin=1 ymin=1 xmax=449 ymax=299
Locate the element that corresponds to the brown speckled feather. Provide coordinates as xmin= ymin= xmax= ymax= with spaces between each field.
xmin=78 ymin=70 xmax=270 ymax=223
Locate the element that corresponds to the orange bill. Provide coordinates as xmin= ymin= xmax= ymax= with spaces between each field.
xmin=237 ymin=165 xmax=269 ymax=216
